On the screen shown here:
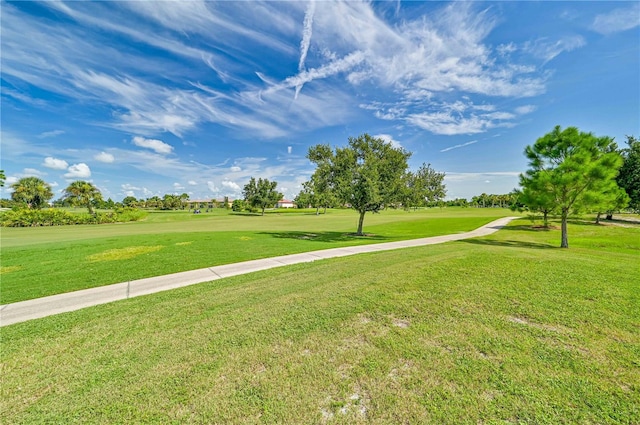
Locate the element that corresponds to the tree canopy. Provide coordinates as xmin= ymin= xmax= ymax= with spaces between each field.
xmin=307 ymin=133 xmax=412 ymax=235
xmin=617 ymin=135 xmax=640 ymax=212
xmin=401 ymin=163 xmax=446 ymax=211
xmin=63 ymin=180 xmax=103 ymax=214
xmin=242 ymin=177 xmax=283 ymax=216
xmin=520 ymin=126 xmax=624 ymax=248
xmin=10 ymin=177 xmax=54 ymax=209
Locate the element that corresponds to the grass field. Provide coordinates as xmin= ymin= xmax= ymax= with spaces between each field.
xmin=1 ymin=215 xmax=638 ymax=423
xmin=0 ymin=207 xmax=512 ymax=303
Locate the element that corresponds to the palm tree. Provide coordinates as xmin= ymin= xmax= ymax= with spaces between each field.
xmin=10 ymin=176 xmax=54 ymax=209
xmin=63 ymin=180 xmax=103 ymax=214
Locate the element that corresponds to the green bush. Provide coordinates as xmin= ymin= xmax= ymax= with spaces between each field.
xmin=0 ymin=207 xmax=148 ymax=227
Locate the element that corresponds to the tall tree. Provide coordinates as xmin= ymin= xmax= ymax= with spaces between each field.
xmin=242 ymin=177 xmax=283 ymax=216
xmin=616 ymin=135 xmax=640 ymax=212
xmin=63 ymin=180 xmax=103 ymax=214
xmin=520 ymin=126 xmax=624 ymax=248
xmin=306 ymin=144 xmax=337 ymax=214
xmin=294 ymin=181 xmax=316 ymax=211
xmin=10 ymin=177 xmax=54 ymax=209
xmin=162 ymin=194 xmax=182 ymax=210
xmin=518 ymin=171 xmax=557 ymax=227
xmin=0 ymin=170 xmax=5 ymax=187
xmin=401 ymin=163 xmax=446 ymax=210
xmin=308 ymin=133 xmax=411 ymax=235
xmin=122 ymin=196 xmax=138 ymax=207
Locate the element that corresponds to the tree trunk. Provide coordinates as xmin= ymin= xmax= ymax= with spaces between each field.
xmin=356 ymin=211 xmax=366 ymax=235
xmin=316 ymin=207 xmax=319 ymax=216
xmin=595 ymin=212 xmax=601 ymax=224
xmin=543 ymin=210 xmax=548 ymax=227
xmin=261 ymin=206 xmax=265 ymax=216
xmin=561 ymin=209 xmax=569 ymax=248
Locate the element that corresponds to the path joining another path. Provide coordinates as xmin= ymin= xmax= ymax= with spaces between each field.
xmin=0 ymin=216 xmax=519 ymax=327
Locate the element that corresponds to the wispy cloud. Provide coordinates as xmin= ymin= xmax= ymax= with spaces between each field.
xmin=524 ymin=36 xmax=586 ymax=64
xmin=38 ymin=130 xmax=65 ymax=139
xmin=515 ymin=105 xmax=537 ymax=115
xmin=591 ymin=4 xmax=640 ymax=35
xmin=2 ymin=1 xmax=553 ymax=141
xmin=403 ymin=100 xmax=518 ymax=136
xmin=440 ymin=140 xmax=478 ymax=153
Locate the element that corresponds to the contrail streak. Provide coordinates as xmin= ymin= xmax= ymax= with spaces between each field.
xmin=295 ymin=0 xmax=316 ymax=98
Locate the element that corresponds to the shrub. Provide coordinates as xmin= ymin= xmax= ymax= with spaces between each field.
xmin=0 ymin=207 xmax=148 ymax=227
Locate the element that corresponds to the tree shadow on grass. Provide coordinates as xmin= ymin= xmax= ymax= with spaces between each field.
xmin=458 ymin=238 xmax=556 ymax=250
xmin=566 ymin=219 xmax=603 ymax=227
xmin=257 ymin=231 xmax=390 ymax=243
xmin=499 ymin=224 xmax=556 ymax=232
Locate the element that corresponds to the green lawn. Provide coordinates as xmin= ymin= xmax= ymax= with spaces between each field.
xmin=0 ymin=208 xmax=513 ymax=303
xmin=1 ymin=218 xmax=638 ymax=423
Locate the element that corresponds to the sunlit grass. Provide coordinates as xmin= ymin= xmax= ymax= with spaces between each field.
xmin=1 ymin=219 xmax=638 ymax=423
xmin=0 ymin=208 xmax=513 ymax=303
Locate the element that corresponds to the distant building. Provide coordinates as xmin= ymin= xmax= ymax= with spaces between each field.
xmin=276 ymin=199 xmax=296 ymax=208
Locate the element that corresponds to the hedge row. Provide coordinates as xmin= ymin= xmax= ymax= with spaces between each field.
xmin=0 ymin=208 xmax=148 ymax=227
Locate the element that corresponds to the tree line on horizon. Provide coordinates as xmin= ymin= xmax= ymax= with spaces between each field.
xmin=1 ymin=129 xmax=638 ymax=240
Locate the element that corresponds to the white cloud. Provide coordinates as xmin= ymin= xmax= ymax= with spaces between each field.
xmin=230 ymin=166 xmax=242 ymax=172
xmin=515 ymin=105 xmax=536 ymax=115
xmin=207 ymin=181 xmax=219 ymax=192
xmin=497 ymin=43 xmax=517 ymax=56
xmin=94 ymin=151 xmax=115 ymax=163
xmin=188 ymin=180 xmax=197 ymax=185
xmin=409 ymin=112 xmax=511 ymax=136
xmin=222 ymin=180 xmax=240 ymax=191
xmin=43 ymin=156 xmax=69 ymax=170
xmin=132 ymin=136 xmax=173 ymax=154
xmin=23 ymin=168 xmax=46 ymax=177
xmin=122 ymin=183 xmax=141 ymax=191
xmin=173 ymin=182 xmax=184 ymax=190
xmin=591 ymin=4 xmax=640 ymax=35
xmin=373 ymin=134 xmax=403 ymax=149
xmin=6 ymin=176 xmax=18 ymax=185
xmin=287 ymin=146 xmax=292 ymax=154
xmin=2 ymin=1 xmax=554 ymax=142
xmin=404 ymin=99 xmax=523 ymax=135
xmin=524 ymin=36 xmax=586 ymax=64
xmin=64 ymin=163 xmax=91 ymax=178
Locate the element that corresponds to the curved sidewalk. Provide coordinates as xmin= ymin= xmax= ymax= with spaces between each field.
xmin=0 ymin=216 xmax=518 ymax=327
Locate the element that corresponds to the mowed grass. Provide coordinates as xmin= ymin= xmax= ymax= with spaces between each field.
xmin=0 ymin=208 xmax=511 ymax=303
xmin=1 ymin=219 xmax=638 ymax=424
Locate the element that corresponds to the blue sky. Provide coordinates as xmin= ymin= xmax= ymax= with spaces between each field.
xmin=2 ymin=1 xmax=639 ymax=202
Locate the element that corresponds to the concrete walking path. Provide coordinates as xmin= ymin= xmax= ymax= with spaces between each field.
xmin=0 ymin=216 xmax=518 ymax=327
